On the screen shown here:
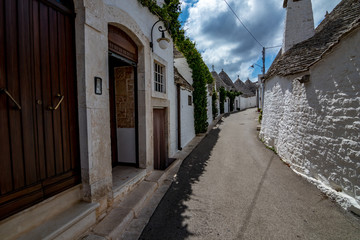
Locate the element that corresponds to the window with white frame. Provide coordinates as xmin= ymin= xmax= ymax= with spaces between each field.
xmin=154 ymin=62 xmax=165 ymax=93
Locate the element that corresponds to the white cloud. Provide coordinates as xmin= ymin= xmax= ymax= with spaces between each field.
xmin=182 ymin=0 xmax=341 ymax=82
xmin=180 ymin=0 xmax=188 ymax=11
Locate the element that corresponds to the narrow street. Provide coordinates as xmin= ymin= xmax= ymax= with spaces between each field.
xmin=140 ymin=109 xmax=360 ymax=240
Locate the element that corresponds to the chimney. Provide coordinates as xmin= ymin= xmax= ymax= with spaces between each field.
xmin=282 ymin=0 xmax=315 ymax=54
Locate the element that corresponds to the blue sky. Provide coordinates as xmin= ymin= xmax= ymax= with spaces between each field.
xmin=178 ymin=0 xmax=342 ymax=82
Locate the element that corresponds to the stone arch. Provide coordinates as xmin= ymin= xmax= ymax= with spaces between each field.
xmin=107 ymin=22 xmax=147 ymax=169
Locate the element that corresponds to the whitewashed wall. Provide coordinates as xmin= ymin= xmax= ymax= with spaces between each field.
xmin=174 ymin=52 xmax=195 ymax=149
xmin=174 ymin=58 xmax=193 ymax=85
xmin=180 ymin=89 xmax=195 ymax=148
xmin=260 ymin=29 xmax=360 ymax=201
xmin=224 ymin=98 xmax=229 ymax=113
xmin=282 ymin=0 xmax=314 ymax=53
xmin=239 ymin=96 xmax=257 ymax=110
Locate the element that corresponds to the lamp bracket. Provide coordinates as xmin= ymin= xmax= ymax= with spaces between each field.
xmin=150 ymin=19 xmax=170 ymax=52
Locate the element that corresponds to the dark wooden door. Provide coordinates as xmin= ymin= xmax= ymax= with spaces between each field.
xmin=153 ymin=109 xmax=167 ymax=170
xmin=0 ymin=0 xmax=80 ymax=220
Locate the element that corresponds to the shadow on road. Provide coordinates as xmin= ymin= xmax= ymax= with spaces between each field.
xmin=139 ymin=121 xmax=222 ymax=240
xmin=237 ymin=154 xmax=275 ymax=239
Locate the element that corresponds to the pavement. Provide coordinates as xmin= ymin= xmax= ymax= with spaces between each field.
xmin=139 ymin=108 xmax=360 ymax=240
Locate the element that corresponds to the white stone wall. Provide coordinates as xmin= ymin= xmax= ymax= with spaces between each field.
xmin=180 ymin=89 xmax=195 ymax=147
xmin=260 ymin=29 xmax=360 ymax=201
xmin=174 ymin=53 xmax=195 ymax=150
xmin=174 ymin=58 xmax=193 ymax=85
xmin=224 ymin=98 xmax=229 ymax=113
xmin=282 ymin=0 xmax=314 ymax=53
xmin=239 ymin=96 xmax=257 ymax=110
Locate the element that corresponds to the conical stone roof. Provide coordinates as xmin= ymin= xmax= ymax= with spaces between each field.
xmin=218 ymin=70 xmax=236 ymax=91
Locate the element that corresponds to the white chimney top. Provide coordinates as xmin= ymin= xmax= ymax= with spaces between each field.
xmin=282 ymin=0 xmax=315 ymax=54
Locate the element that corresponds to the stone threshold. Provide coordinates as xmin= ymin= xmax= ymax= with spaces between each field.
xmin=0 ymin=185 xmax=98 ymax=240
xmin=112 ymin=166 xmax=147 ymax=203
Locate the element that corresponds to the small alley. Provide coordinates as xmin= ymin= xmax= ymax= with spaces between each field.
xmin=140 ymin=109 xmax=360 ymax=240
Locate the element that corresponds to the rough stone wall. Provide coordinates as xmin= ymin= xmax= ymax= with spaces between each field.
xmin=115 ymin=67 xmax=135 ymax=128
xmin=260 ymin=29 xmax=360 ymax=201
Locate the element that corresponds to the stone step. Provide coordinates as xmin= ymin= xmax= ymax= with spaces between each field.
xmin=0 ymin=185 xmax=82 ymax=240
xmin=18 ymin=201 xmax=99 ymax=240
xmin=120 ymin=180 xmax=173 ymax=240
xmin=92 ymin=181 xmax=158 ymax=239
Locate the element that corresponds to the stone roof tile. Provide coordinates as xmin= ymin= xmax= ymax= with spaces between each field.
xmin=266 ymin=0 xmax=360 ymax=79
xmin=218 ymin=70 xmax=236 ymax=91
xmin=212 ymin=71 xmax=228 ymax=90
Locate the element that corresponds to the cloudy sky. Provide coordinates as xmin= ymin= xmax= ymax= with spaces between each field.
xmin=179 ymin=0 xmax=342 ymax=82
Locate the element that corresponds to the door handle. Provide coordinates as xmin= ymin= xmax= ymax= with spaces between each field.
xmin=0 ymin=88 xmax=22 ymax=110
xmin=48 ymin=93 xmax=64 ymax=110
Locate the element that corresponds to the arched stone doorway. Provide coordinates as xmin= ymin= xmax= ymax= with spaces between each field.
xmin=0 ymin=0 xmax=80 ymax=220
xmin=108 ymin=25 xmax=139 ymax=167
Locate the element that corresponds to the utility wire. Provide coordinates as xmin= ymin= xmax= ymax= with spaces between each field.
xmin=223 ymin=0 xmax=264 ymax=48
xmin=265 ymin=45 xmax=282 ymax=49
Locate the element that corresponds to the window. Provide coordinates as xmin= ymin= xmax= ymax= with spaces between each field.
xmin=154 ymin=62 xmax=165 ymax=93
xmin=188 ymin=95 xmax=192 ymax=106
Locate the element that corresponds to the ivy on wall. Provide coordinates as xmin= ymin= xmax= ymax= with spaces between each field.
xmin=212 ymin=89 xmax=218 ymax=119
xmin=138 ymin=0 xmax=213 ymax=133
xmin=219 ymin=87 xmax=241 ymax=113
xmin=227 ymin=91 xmax=241 ymax=112
xmin=219 ymin=87 xmax=226 ymax=114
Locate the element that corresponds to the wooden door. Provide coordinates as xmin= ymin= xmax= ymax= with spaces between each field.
xmin=0 ymin=0 xmax=79 ymax=220
xmin=153 ymin=109 xmax=167 ymax=170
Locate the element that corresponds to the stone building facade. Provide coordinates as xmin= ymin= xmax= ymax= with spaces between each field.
xmin=0 ymin=0 xmax=178 ymax=238
xmin=260 ymin=0 xmax=360 ymax=207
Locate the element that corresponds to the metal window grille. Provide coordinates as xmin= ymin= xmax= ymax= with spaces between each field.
xmin=154 ymin=62 xmax=165 ymax=93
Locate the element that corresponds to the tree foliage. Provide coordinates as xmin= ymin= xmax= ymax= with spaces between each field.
xmin=138 ymin=0 xmax=213 ymax=133
xmin=219 ymin=87 xmax=226 ymax=114
xmin=212 ymin=89 xmax=218 ymax=119
xmin=226 ymin=91 xmax=241 ymax=112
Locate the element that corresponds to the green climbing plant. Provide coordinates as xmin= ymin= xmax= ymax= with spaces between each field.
xmin=138 ymin=0 xmax=213 ymax=133
xmin=226 ymin=91 xmax=241 ymax=112
xmin=219 ymin=87 xmax=226 ymax=114
xmin=212 ymin=88 xmax=218 ymax=119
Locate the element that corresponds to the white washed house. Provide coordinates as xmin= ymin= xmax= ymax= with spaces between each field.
xmin=0 ymin=0 xmax=178 ymax=238
xmin=260 ymin=0 xmax=360 ymax=208
xmin=174 ymin=48 xmax=195 ymax=149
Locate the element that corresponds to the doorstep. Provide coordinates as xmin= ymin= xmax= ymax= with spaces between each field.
xmin=0 ymin=185 xmax=98 ymax=240
xmin=112 ymin=166 xmax=147 ymax=203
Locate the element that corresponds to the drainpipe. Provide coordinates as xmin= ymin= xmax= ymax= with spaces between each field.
xmin=177 ymin=84 xmax=182 ymax=150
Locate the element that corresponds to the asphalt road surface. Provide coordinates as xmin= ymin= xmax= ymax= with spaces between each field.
xmin=140 ymin=109 xmax=360 ymax=240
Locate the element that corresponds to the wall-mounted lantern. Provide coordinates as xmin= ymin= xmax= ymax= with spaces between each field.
xmin=150 ymin=19 xmax=170 ymax=52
